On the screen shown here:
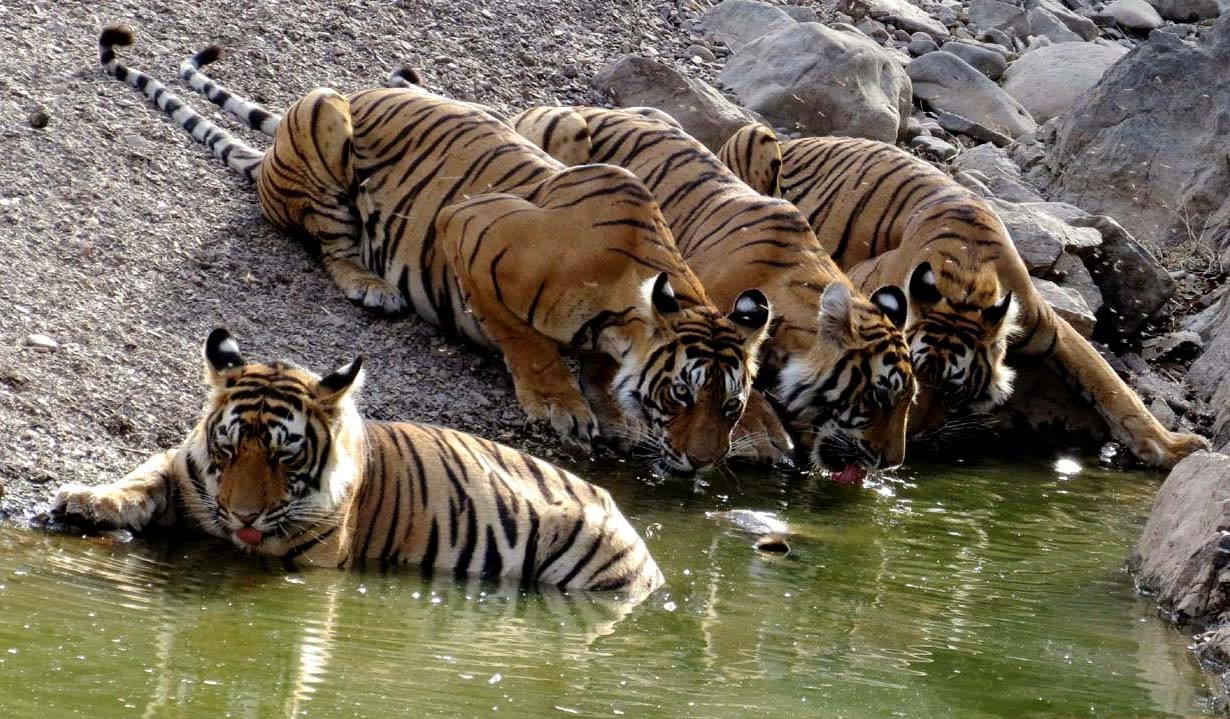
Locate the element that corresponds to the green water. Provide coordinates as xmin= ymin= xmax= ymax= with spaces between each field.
xmin=0 ymin=455 xmax=1220 ymax=718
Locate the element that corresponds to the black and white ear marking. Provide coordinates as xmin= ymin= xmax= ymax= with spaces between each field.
xmin=319 ymin=356 xmax=365 ymax=397
xmin=909 ymin=262 xmax=942 ymax=305
xmin=728 ymin=289 xmax=771 ymax=330
xmin=651 ymin=272 xmax=681 ymax=315
xmin=870 ymin=286 xmax=908 ymax=329
xmin=205 ymin=328 xmax=245 ymax=373
xmin=982 ymin=291 xmax=1013 ymax=326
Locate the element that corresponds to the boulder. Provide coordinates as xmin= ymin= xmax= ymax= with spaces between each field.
xmin=1026 ymin=0 xmax=1101 ymax=39
xmin=592 ymin=56 xmax=760 ymax=151
xmin=1032 ymin=277 xmax=1097 ymax=336
xmin=1047 ymin=16 xmax=1230 ymax=249
xmin=1026 ymin=6 xmax=1085 ymax=42
xmin=909 ymin=134 xmax=958 ymax=160
xmin=1001 ymin=42 xmax=1129 ymax=123
xmin=969 ymin=0 xmax=1033 ymax=38
xmin=1149 ymin=0 xmax=1222 ymax=21
xmin=1133 ymin=452 xmax=1230 ymax=624
xmin=1105 ymin=0 xmax=1165 ymax=30
xmin=909 ymin=32 xmax=941 ymax=55
xmin=867 ymin=0 xmax=953 ymax=40
xmin=952 ymin=143 xmax=1044 ymax=201
xmin=987 ymin=198 xmax=1103 ymax=272
xmin=1068 ymin=215 xmax=1175 ymax=341
xmin=907 ymin=51 xmax=1037 ymax=139
xmin=720 ymin=23 xmax=913 ymax=142
xmin=1186 ymin=292 xmax=1230 ymax=451
xmin=1049 ymin=252 xmax=1104 ymax=314
xmin=940 ymin=40 xmax=1010 ymax=79
xmin=699 ymin=0 xmax=796 ymax=52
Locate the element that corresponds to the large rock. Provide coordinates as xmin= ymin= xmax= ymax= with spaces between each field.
xmin=987 ymin=198 xmax=1102 ymax=272
xmin=1133 ymin=452 xmax=1230 ymax=624
xmin=1026 ymin=6 xmax=1085 ymax=42
xmin=1047 ymin=17 xmax=1230 ymax=248
xmin=1001 ymin=42 xmax=1129 ymax=123
xmin=1032 ymin=277 xmax=1097 ymax=336
xmin=1026 ymin=0 xmax=1101 ymax=39
xmin=969 ymin=0 xmax=1033 ymax=38
xmin=1049 ymin=252 xmax=1104 ymax=314
xmin=1149 ymin=0 xmax=1222 ymax=21
xmin=592 ymin=56 xmax=761 ymax=152
xmin=1186 ymin=292 xmax=1230 ymax=451
xmin=699 ymin=0 xmax=796 ymax=52
xmin=1069 ymin=215 xmax=1175 ymax=341
xmin=907 ymin=51 xmax=1038 ymax=138
xmin=940 ymin=40 xmax=1010 ymax=79
xmin=867 ymin=0 xmax=952 ymax=40
xmin=1105 ymin=0 xmax=1165 ymax=30
xmin=720 ymin=23 xmax=913 ymax=141
xmin=952 ymin=143 xmax=1044 ymax=201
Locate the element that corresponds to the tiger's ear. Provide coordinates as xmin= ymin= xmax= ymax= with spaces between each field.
xmin=727 ymin=288 xmax=772 ymax=349
xmin=644 ymin=272 xmax=681 ymax=317
xmin=818 ymin=282 xmax=855 ymax=343
xmin=204 ymin=327 xmax=245 ymax=387
xmin=908 ymin=262 xmax=942 ymax=306
xmin=317 ymin=356 xmax=365 ymax=407
xmin=982 ymin=291 xmax=1013 ymax=327
xmin=870 ymin=285 xmax=908 ymax=328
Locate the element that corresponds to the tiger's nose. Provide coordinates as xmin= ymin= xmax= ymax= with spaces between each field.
xmin=235 ymin=511 xmax=261 ymax=526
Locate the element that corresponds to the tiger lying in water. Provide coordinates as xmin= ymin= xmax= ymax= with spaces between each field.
xmin=52 ymin=330 xmax=664 ymax=595
xmin=97 ymin=27 xmax=772 ymax=476
xmin=718 ymin=125 xmax=1209 ymax=468
xmin=511 ymin=106 xmax=915 ymax=485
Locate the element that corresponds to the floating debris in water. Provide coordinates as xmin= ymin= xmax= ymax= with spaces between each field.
xmin=755 ymin=534 xmax=791 ymax=555
xmin=1054 ymin=458 xmax=1082 ymax=477
xmin=706 ymin=509 xmax=788 ymax=536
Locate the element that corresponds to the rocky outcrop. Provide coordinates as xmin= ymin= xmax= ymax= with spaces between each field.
xmin=592 ymin=55 xmax=760 ymax=151
xmin=1001 ymin=42 xmax=1128 ymax=123
xmin=1186 ymin=292 xmax=1230 ymax=452
xmin=1134 ymin=452 xmax=1230 ymax=624
xmin=1046 ymin=15 xmax=1230 ymax=249
xmin=1148 ymin=0 xmax=1222 ymax=21
xmin=699 ymin=0 xmax=795 ymax=52
xmin=717 ymin=19 xmax=913 ymax=141
xmin=907 ymin=51 xmax=1037 ymax=139
xmin=1070 ymin=215 xmax=1175 ymax=342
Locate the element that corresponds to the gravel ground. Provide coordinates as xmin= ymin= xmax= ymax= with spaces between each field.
xmin=0 ymin=0 xmax=788 ymax=514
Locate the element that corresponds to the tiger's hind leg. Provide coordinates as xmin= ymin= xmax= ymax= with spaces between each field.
xmin=1021 ymin=307 xmax=1208 ymax=468
xmin=260 ymin=89 xmax=405 ymax=314
xmin=51 ymin=451 xmax=180 ymax=531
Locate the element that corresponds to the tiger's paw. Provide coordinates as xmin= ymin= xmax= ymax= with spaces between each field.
xmin=730 ymin=394 xmax=794 ymax=464
xmin=346 ymin=277 xmax=407 ymax=315
xmin=1144 ymin=430 xmax=1211 ymax=469
xmin=517 ymin=391 xmax=600 ymax=453
xmin=51 ymin=483 xmax=155 ymax=531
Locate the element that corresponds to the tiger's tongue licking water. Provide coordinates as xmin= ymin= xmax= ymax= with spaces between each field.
xmin=235 ymin=527 xmax=263 ymax=546
xmin=831 ymin=464 xmax=867 ymax=487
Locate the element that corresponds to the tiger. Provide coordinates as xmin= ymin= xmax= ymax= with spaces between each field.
xmin=511 ymin=106 xmax=916 ymax=485
xmin=51 ymin=329 xmax=664 ymax=594
xmin=718 ymin=124 xmax=1210 ymax=468
xmin=98 ymin=27 xmax=773 ymax=476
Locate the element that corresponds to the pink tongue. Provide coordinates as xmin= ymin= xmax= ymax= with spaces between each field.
xmin=831 ymin=464 xmax=868 ymax=487
xmin=235 ymin=527 xmax=264 ymax=546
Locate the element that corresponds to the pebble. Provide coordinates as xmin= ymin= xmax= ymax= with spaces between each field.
xmin=910 ymin=134 xmax=959 ymax=161
xmin=26 ymin=334 xmax=58 ymax=352
xmin=560 ymin=64 xmax=580 ymax=78
xmin=686 ymin=43 xmax=715 ymax=62
xmin=27 ymin=108 xmax=49 ymax=129
xmin=908 ymin=32 xmax=940 ymax=56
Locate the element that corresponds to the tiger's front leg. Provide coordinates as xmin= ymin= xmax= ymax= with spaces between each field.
xmin=1031 ymin=311 xmax=1209 ymax=468
xmin=51 ymin=450 xmax=180 ymax=531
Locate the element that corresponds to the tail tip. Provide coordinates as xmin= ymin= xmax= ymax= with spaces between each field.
xmin=193 ymin=44 xmax=224 ymax=67
xmin=392 ymin=65 xmax=422 ymax=85
xmin=99 ymin=25 xmax=134 ymax=49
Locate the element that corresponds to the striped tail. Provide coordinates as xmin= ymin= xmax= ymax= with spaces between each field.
xmin=179 ymin=44 xmax=281 ymax=137
xmin=99 ymin=26 xmax=263 ymax=182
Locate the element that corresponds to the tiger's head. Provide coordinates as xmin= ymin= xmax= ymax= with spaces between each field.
xmin=186 ymin=329 xmax=365 ymax=552
xmin=613 ymin=273 xmax=772 ymax=475
xmin=904 ymin=260 xmax=1018 ymax=439
xmin=776 ymin=282 xmax=915 ymax=485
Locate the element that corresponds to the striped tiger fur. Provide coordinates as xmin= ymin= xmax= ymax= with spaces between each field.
xmin=51 ymin=329 xmax=664 ymax=595
xmin=512 ymin=106 xmax=915 ymax=484
xmin=719 ymin=125 xmax=1209 ymax=468
xmin=99 ymin=27 xmax=773 ymax=475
